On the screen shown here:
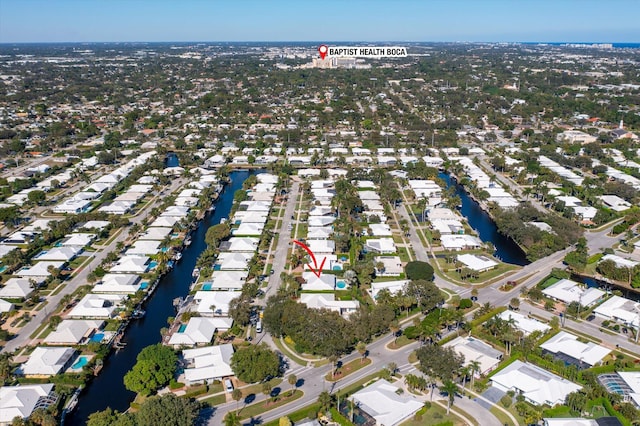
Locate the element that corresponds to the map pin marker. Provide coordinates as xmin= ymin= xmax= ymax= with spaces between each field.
xmin=318 ymin=44 xmax=328 ymax=60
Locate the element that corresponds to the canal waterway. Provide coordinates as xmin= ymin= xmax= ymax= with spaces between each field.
xmin=68 ymin=169 xmax=254 ymax=424
xmin=439 ymin=172 xmax=529 ymax=266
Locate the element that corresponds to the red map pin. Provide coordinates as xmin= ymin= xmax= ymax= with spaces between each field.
xmin=318 ymin=44 xmax=328 ymax=60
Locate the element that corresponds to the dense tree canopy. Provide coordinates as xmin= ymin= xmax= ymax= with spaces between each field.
xmin=87 ymin=394 xmax=199 ymax=426
xmin=231 ymin=343 xmax=281 ymax=383
xmin=405 ymin=261 xmax=435 ymax=281
xmin=123 ymin=344 xmax=177 ymax=396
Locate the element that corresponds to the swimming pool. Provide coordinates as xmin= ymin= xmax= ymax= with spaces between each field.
xmin=178 ymin=324 xmax=187 ymax=333
xmin=336 ymin=281 xmax=346 ymax=289
xmin=90 ymin=333 xmax=104 ymax=343
xmin=332 ymin=264 xmax=342 ymax=271
xmin=35 ymin=250 xmax=49 ymax=258
xmin=139 ymin=282 xmax=149 ymax=290
xmin=71 ymin=356 xmax=89 ymax=370
xmin=202 ymin=283 xmax=213 ymax=291
xmin=148 ymin=261 xmax=158 ymax=270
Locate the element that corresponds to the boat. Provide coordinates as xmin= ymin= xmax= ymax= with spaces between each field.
xmin=184 ymin=236 xmax=192 ymax=246
xmin=220 ymin=217 xmax=227 ymax=224
xmin=132 ymin=309 xmax=146 ymax=319
xmin=192 ymin=267 xmax=200 ymax=278
xmin=208 ymin=205 xmax=216 ymax=212
xmin=167 ymin=260 xmax=175 ymax=269
xmin=174 ymin=252 xmax=183 ymax=261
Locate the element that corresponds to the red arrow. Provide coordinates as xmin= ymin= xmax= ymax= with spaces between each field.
xmin=293 ymin=240 xmax=326 ymax=278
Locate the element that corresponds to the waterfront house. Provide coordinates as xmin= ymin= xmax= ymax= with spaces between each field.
xmin=182 ymin=344 xmax=235 ymax=385
xmin=44 ymin=320 xmax=105 ymax=345
xmin=193 ymin=291 xmax=241 ymax=316
xmin=168 ymin=317 xmax=232 ymax=347
xmin=542 ymin=279 xmax=604 ymax=307
xmin=0 ymin=384 xmax=57 ymax=425
xmin=68 ymin=293 xmax=126 ymax=319
xmin=93 ymin=274 xmax=141 ymax=294
xmin=18 ymin=347 xmax=76 ymax=377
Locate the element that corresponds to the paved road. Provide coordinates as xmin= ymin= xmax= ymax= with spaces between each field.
xmin=261 ymin=180 xmax=300 ymax=303
xmin=2 ymin=178 xmax=186 ymax=354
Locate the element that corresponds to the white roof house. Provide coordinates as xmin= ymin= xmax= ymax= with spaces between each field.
xmin=440 ymin=234 xmax=483 ymax=251
xmin=457 ymin=254 xmax=498 ymax=272
xmin=598 ymin=195 xmax=632 ymax=212
xmin=370 ymin=280 xmax=408 ymax=300
xmin=307 ymin=226 xmax=333 ymax=239
xmin=183 ymin=344 xmax=235 ymax=385
xmin=540 ymin=331 xmax=611 ymax=368
xmin=18 ymin=347 xmax=76 ymax=377
xmin=374 ymin=256 xmax=403 ymax=276
xmin=126 ymin=240 xmax=162 ymax=256
xmin=306 ymin=239 xmax=335 ymax=254
xmin=79 ymin=220 xmax=111 ymax=231
xmin=220 ymin=237 xmax=259 ymax=252
xmin=231 ymin=222 xmax=265 ymax=236
xmin=149 ymin=216 xmax=179 ymax=228
xmin=491 ymin=360 xmax=581 ymax=406
xmin=193 ymin=291 xmax=241 ymax=316
xmin=615 ymin=372 xmax=640 ymax=407
xmin=93 ymin=274 xmax=141 ymax=294
xmin=0 ymin=384 xmax=56 ymax=425
xmin=44 ymin=320 xmax=104 ymax=345
xmin=301 ymin=273 xmax=336 ymax=291
xmin=0 ymin=278 xmax=35 ymax=299
xmin=109 ymin=255 xmax=150 ymax=274
xmin=497 ymin=311 xmax=551 ymax=336
xmin=168 ymin=317 xmax=232 ymax=347
xmin=299 ymin=294 xmax=359 ymax=318
xmin=0 ymin=298 xmax=14 ymax=313
xmin=542 ymin=279 xmax=604 ymax=307
xmin=349 ymin=379 xmax=423 ymax=426
xmin=61 ymin=233 xmax=96 ymax=247
xmin=139 ymin=227 xmax=173 ymax=241
xmin=594 ymin=295 xmax=640 ymax=327
xmin=215 ymin=252 xmax=253 ymax=271
xmin=601 ymin=254 xmax=639 ymax=269
xmin=444 ymin=336 xmax=503 ymax=376
xmin=16 ymin=261 xmax=65 ymax=279
xmin=368 ymin=223 xmax=393 ymax=237
xmin=364 ymin=238 xmax=396 ymax=254
xmin=68 ymin=293 xmax=126 ymax=319
xmin=206 ymin=270 xmax=248 ymax=291
xmin=34 ymin=246 xmax=82 ymax=262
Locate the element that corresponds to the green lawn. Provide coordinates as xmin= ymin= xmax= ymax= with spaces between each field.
xmin=238 ymin=390 xmax=303 ymax=419
xmin=326 ymin=358 xmax=372 ymax=382
xmin=401 ymin=404 xmax=465 ymax=426
xmin=201 ymin=393 xmax=226 ymax=407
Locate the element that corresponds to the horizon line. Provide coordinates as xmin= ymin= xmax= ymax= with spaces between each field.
xmin=0 ymin=40 xmax=637 ymax=45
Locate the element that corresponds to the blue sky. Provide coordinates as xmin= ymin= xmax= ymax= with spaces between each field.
xmin=0 ymin=0 xmax=638 ymax=43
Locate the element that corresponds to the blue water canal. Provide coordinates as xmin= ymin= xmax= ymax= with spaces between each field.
xmin=68 ymin=170 xmax=255 ymax=424
xmin=439 ymin=172 xmax=529 ymax=266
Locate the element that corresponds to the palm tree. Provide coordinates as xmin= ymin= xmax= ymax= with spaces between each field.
xmin=287 ymin=374 xmax=297 ymax=396
xmin=389 ymin=320 xmax=400 ymax=344
xmin=469 ymin=360 xmax=481 ymax=387
xmin=223 ymin=411 xmax=241 ymax=426
xmin=231 ymin=388 xmax=243 ymax=413
xmin=442 ymin=380 xmax=458 ymax=415
xmin=261 ymin=382 xmax=273 ymax=404
xmin=317 ymin=390 xmax=333 ymax=413
xmin=356 ymin=342 xmax=367 ymax=363
xmin=328 ymin=355 xmax=339 ymax=379
xmin=388 ymin=362 xmax=398 ymax=377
